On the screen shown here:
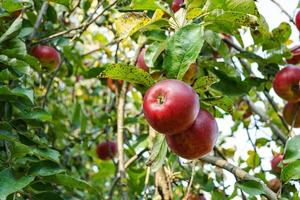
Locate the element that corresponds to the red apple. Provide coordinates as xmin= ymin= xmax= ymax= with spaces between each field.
xmin=171 ymin=0 xmax=184 ymax=13
xmin=271 ymin=154 xmax=284 ymax=174
xmin=136 ymin=48 xmax=149 ymax=72
xmin=31 ymin=45 xmax=61 ymax=72
xmin=267 ymin=178 xmax=281 ymax=193
xmin=183 ymin=63 xmax=199 ymax=85
xmin=283 ymin=102 xmax=300 ymax=127
xmin=295 ymin=11 xmax=300 ymax=31
xmin=273 ymin=66 xmax=300 ymax=102
xmin=166 ymin=109 xmax=218 ymax=159
xmin=143 ymin=79 xmax=199 ymax=134
xmin=286 ymin=46 xmax=300 ymax=64
xmin=96 ymin=141 xmax=117 ymax=160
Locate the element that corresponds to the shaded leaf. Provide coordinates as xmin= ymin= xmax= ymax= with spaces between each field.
xmin=146 ymin=134 xmax=167 ymax=172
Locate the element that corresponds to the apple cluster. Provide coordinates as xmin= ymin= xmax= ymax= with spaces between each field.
xmin=273 ymin=66 xmax=300 ymax=128
xmin=143 ymin=79 xmax=219 ymax=160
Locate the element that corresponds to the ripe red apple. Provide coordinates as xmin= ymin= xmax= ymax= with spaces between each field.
xmin=273 ymin=66 xmax=300 ymax=102
xmin=171 ymin=0 xmax=184 ymax=13
xmin=183 ymin=63 xmax=199 ymax=85
xmin=166 ymin=109 xmax=218 ymax=159
xmin=286 ymin=46 xmax=300 ymax=64
xmin=31 ymin=45 xmax=61 ymax=72
xmin=96 ymin=141 xmax=117 ymax=160
xmin=267 ymin=178 xmax=281 ymax=193
xmin=283 ymin=102 xmax=300 ymax=127
xmin=136 ymin=48 xmax=149 ymax=72
xmin=143 ymin=79 xmax=199 ymax=134
xmin=295 ymin=11 xmax=300 ymax=31
xmin=271 ymin=154 xmax=284 ymax=174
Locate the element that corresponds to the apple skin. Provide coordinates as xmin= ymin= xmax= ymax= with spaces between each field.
xmin=267 ymin=178 xmax=281 ymax=193
xmin=286 ymin=46 xmax=300 ymax=64
xmin=166 ymin=109 xmax=218 ymax=160
xmin=283 ymin=102 xmax=300 ymax=127
xmin=136 ymin=48 xmax=149 ymax=72
xmin=31 ymin=45 xmax=61 ymax=72
xmin=171 ymin=0 xmax=184 ymax=13
xmin=273 ymin=66 xmax=300 ymax=102
xmin=296 ymin=11 xmax=300 ymax=31
xmin=96 ymin=141 xmax=117 ymax=160
xmin=143 ymin=79 xmax=199 ymax=134
xmin=271 ymin=154 xmax=284 ymax=174
xmin=183 ymin=63 xmax=199 ymax=85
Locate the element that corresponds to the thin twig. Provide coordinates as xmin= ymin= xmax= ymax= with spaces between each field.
xmin=269 ymin=0 xmax=296 ymax=25
xmin=184 ymin=161 xmax=196 ymax=200
xmin=200 ymin=155 xmax=278 ymax=200
xmin=42 ymin=60 xmax=63 ymax=108
xmin=244 ymin=97 xmax=287 ymax=144
xmin=29 ymin=1 xmax=49 ymax=41
xmin=142 ymin=167 xmax=151 ymax=200
xmin=35 ymin=1 xmax=117 ymax=44
xmin=117 ymin=81 xmax=129 ymax=200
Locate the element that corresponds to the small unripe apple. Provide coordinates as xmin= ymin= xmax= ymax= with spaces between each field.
xmin=136 ymin=48 xmax=149 ymax=72
xmin=31 ymin=45 xmax=61 ymax=72
xmin=295 ymin=11 xmax=300 ymax=31
xmin=183 ymin=63 xmax=199 ymax=85
xmin=182 ymin=193 xmax=206 ymax=200
xmin=267 ymin=178 xmax=281 ymax=193
xmin=283 ymin=102 xmax=300 ymax=127
xmin=143 ymin=79 xmax=199 ymax=134
xmin=96 ymin=141 xmax=117 ymax=160
xmin=273 ymin=66 xmax=300 ymax=102
xmin=107 ymin=78 xmax=123 ymax=93
xmin=236 ymin=100 xmax=252 ymax=119
xmin=171 ymin=0 xmax=184 ymax=13
xmin=166 ymin=109 xmax=218 ymax=159
xmin=271 ymin=154 xmax=284 ymax=174
xmin=286 ymin=46 xmax=300 ymax=64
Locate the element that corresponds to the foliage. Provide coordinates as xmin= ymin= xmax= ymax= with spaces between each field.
xmin=0 ymin=0 xmax=299 ymax=199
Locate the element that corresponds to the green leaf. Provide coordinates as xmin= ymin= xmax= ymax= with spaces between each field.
xmin=281 ymin=160 xmax=300 ymax=182
xmin=212 ymin=69 xmax=250 ymax=96
xmin=284 ymin=135 xmax=300 ymax=164
xmin=29 ymin=161 xmax=64 ymax=176
xmin=43 ymin=174 xmax=100 ymax=196
xmin=0 ymin=16 xmax=22 ymax=43
xmin=33 ymin=192 xmax=64 ymax=200
xmin=0 ymin=86 xmax=34 ymax=106
xmin=193 ymin=75 xmax=219 ymax=94
xmin=146 ymin=134 xmax=168 ymax=172
xmin=204 ymin=96 xmax=233 ymax=113
xmin=144 ymin=41 xmax=166 ymax=68
xmin=255 ymin=138 xmax=269 ymax=148
xmin=98 ymin=63 xmax=155 ymax=87
xmin=272 ymin=22 xmax=291 ymax=43
xmin=49 ymin=0 xmax=70 ymax=7
xmin=18 ymin=108 xmax=52 ymax=123
xmin=236 ymin=180 xmax=265 ymax=196
xmin=32 ymin=148 xmax=60 ymax=163
xmin=121 ymin=0 xmax=159 ymax=11
xmin=163 ymin=24 xmax=204 ymax=80
xmin=1 ymin=0 xmax=32 ymax=12
xmin=0 ymin=168 xmax=34 ymax=199
xmin=246 ymin=150 xmax=260 ymax=168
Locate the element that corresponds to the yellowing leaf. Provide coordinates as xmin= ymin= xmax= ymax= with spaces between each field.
xmin=285 ymin=39 xmax=293 ymax=46
xmin=115 ymin=13 xmax=151 ymax=39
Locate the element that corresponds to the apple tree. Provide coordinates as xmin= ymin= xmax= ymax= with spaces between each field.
xmin=0 ymin=0 xmax=300 ymax=199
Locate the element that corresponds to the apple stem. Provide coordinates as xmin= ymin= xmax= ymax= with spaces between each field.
xmin=157 ymin=95 xmax=166 ymax=105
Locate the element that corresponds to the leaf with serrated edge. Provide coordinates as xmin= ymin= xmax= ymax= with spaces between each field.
xmin=98 ymin=63 xmax=155 ymax=87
